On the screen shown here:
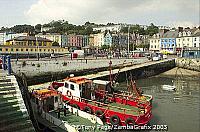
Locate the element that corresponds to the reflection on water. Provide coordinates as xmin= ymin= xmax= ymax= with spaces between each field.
xmin=118 ymin=76 xmax=200 ymax=132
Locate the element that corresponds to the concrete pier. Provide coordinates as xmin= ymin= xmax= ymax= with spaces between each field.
xmin=14 ymin=58 xmax=175 ymax=85
xmin=82 ymin=59 xmax=176 ymax=82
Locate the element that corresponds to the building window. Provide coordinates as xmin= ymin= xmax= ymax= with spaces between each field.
xmin=26 ymin=49 xmax=28 ymax=51
xmin=6 ymin=48 xmax=8 ymax=51
xmin=70 ymin=84 xmax=75 ymax=90
xmin=55 ymin=96 xmax=58 ymax=103
xmin=194 ymin=43 xmax=196 ymax=47
xmin=31 ymin=49 xmax=33 ymax=51
xmin=16 ymin=49 xmax=18 ymax=51
xmin=65 ymin=83 xmax=69 ymax=88
xmin=154 ymin=45 xmax=156 ymax=48
xmin=194 ymin=38 xmax=197 ymax=41
xmin=187 ymin=38 xmax=190 ymax=41
xmin=39 ymin=49 xmax=42 ymax=52
xmin=165 ymin=39 xmax=167 ymax=42
xmin=151 ymin=45 xmax=153 ymax=48
xmin=183 ymin=39 xmax=185 ymax=41
xmin=11 ymin=48 xmax=13 ymax=51
xmin=172 ymin=44 xmax=174 ymax=47
xmin=179 ymin=39 xmax=180 ymax=42
xmin=21 ymin=49 xmax=23 ymax=51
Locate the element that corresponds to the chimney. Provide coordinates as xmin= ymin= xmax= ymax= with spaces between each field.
xmin=178 ymin=27 xmax=183 ymax=32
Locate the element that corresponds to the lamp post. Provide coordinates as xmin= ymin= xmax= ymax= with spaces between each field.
xmin=128 ymin=25 xmax=130 ymax=55
xmin=36 ymin=36 xmax=40 ymax=61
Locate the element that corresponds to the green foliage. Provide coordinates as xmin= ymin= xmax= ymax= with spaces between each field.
xmin=146 ymin=23 xmax=159 ymax=36
xmin=52 ymin=42 xmax=59 ymax=46
xmin=101 ymin=45 xmax=110 ymax=49
xmin=135 ymin=44 xmax=150 ymax=49
xmin=120 ymin=23 xmax=158 ymax=36
xmin=35 ymin=24 xmax=42 ymax=33
xmin=11 ymin=25 xmax=35 ymax=34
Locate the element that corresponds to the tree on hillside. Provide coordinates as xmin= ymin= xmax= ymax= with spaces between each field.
xmin=35 ymin=24 xmax=42 ymax=33
xmin=146 ymin=23 xmax=159 ymax=36
xmin=120 ymin=25 xmax=145 ymax=35
xmin=11 ymin=25 xmax=35 ymax=34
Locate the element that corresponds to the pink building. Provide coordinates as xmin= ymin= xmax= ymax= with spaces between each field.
xmin=68 ymin=35 xmax=83 ymax=48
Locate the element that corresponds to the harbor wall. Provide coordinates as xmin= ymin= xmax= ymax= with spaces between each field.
xmin=175 ymin=58 xmax=200 ymax=72
xmin=15 ymin=59 xmax=176 ymax=86
xmin=90 ymin=59 xmax=176 ymax=82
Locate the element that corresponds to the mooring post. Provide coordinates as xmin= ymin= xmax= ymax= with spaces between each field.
xmin=16 ymin=53 xmax=19 ymax=62
xmin=2 ymin=55 xmax=7 ymax=70
xmin=7 ymin=55 xmax=12 ymax=75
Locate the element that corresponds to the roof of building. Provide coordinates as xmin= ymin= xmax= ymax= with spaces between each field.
xmin=37 ymin=33 xmax=61 ymax=35
xmin=162 ymin=30 xmax=179 ymax=38
xmin=194 ymin=31 xmax=200 ymax=37
xmin=6 ymin=36 xmax=52 ymax=42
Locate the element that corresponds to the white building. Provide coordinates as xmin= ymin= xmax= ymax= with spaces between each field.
xmin=149 ymin=29 xmax=168 ymax=52
xmin=93 ymin=33 xmax=104 ymax=47
xmin=176 ymin=28 xmax=198 ymax=48
xmin=149 ymin=33 xmax=160 ymax=51
xmin=93 ymin=25 xmax=122 ymax=32
xmin=0 ymin=33 xmax=28 ymax=45
xmin=193 ymin=30 xmax=200 ymax=48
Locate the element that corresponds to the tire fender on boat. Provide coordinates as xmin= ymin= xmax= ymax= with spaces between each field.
xmin=95 ymin=110 xmax=104 ymax=119
xmin=125 ymin=117 xmax=135 ymax=125
xmin=110 ymin=115 xmax=120 ymax=125
xmin=66 ymin=90 xmax=72 ymax=97
xmin=83 ymin=106 xmax=92 ymax=114
xmin=71 ymin=104 xmax=80 ymax=109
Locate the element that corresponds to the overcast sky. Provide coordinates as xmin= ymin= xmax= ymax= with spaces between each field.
xmin=0 ymin=0 xmax=199 ymax=28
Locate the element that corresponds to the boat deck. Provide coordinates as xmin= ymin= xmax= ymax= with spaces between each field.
xmin=88 ymin=101 xmax=140 ymax=116
xmin=49 ymin=111 xmax=104 ymax=132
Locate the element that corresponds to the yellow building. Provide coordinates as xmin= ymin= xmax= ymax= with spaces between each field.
xmin=89 ymin=35 xmax=94 ymax=47
xmin=6 ymin=36 xmax=53 ymax=47
xmin=1 ymin=36 xmax=69 ymax=54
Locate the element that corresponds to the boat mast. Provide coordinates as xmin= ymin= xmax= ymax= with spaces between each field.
xmin=109 ymin=60 xmax=113 ymax=86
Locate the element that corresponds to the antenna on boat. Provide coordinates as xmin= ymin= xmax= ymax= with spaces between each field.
xmin=109 ymin=60 xmax=113 ymax=87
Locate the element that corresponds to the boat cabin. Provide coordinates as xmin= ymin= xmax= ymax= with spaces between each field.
xmin=93 ymin=80 xmax=113 ymax=93
xmin=57 ymin=77 xmax=93 ymax=99
xmin=31 ymin=89 xmax=62 ymax=112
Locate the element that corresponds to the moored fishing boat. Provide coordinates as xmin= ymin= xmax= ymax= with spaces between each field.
xmin=51 ymin=76 xmax=153 ymax=126
xmin=30 ymin=88 xmax=104 ymax=132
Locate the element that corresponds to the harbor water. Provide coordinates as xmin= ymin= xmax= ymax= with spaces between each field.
xmin=118 ymin=75 xmax=200 ymax=132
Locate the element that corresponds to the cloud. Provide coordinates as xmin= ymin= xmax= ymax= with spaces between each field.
xmin=167 ymin=21 xmax=198 ymax=28
xmin=25 ymin=0 xmax=199 ymax=26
